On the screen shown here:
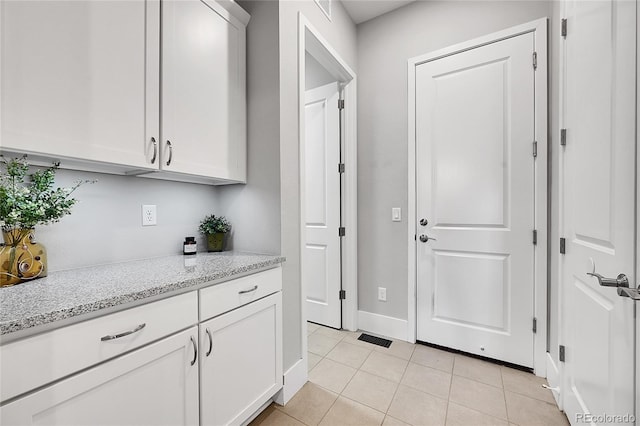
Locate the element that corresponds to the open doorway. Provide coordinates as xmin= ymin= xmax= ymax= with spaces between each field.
xmin=298 ymin=14 xmax=358 ymax=360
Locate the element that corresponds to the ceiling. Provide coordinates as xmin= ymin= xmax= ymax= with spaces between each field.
xmin=341 ymin=0 xmax=416 ymax=24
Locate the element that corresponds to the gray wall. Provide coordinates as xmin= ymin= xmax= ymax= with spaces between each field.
xmin=356 ymin=1 xmax=551 ymax=320
xmin=279 ymin=0 xmax=357 ymax=371
xmin=34 ymin=169 xmax=219 ymax=271
xmin=305 ymin=52 xmax=335 ymax=90
xmin=218 ymin=0 xmax=281 ymax=255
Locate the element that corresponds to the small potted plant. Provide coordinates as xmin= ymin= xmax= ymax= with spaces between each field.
xmin=0 ymin=156 xmax=93 ymax=287
xmin=199 ymin=215 xmax=231 ymax=252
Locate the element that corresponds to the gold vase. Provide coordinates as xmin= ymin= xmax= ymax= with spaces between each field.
xmin=0 ymin=229 xmax=47 ymax=287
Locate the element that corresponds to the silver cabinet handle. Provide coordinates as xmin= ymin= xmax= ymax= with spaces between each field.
xmin=166 ymin=140 xmax=173 ymax=166
xmin=419 ymin=234 xmax=436 ymax=243
xmin=205 ymin=328 xmax=213 ymax=357
xmin=150 ymin=137 xmax=157 ymax=164
xmin=238 ymin=285 xmax=258 ymax=294
xmin=100 ymin=323 xmax=146 ymax=341
xmin=190 ymin=336 xmax=197 ymax=366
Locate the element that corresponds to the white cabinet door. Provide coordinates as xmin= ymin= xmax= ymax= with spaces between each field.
xmin=161 ymin=0 xmax=247 ymax=182
xmin=200 ymin=292 xmax=282 ymax=426
xmin=0 ymin=327 xmax=199 ymax=426
xmin=0 ymin=0 xmax=160 ymax=170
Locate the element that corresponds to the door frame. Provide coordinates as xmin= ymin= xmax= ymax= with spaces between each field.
xmin=297 ymin=7 xmax=358 ymax=375
xmin=407 ymin=18 xmax=548 ymax=375
xmin=636 ymin=0 xmax=639 ymax=417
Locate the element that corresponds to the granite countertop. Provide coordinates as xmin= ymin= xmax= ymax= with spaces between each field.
xmin=0 ymin=252 xmax=284 ymax=339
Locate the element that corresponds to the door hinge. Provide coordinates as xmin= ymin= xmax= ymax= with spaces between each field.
xmin=533 ymin=230 xmax=538 ymax=245
xmin=339 ymin=289 xmax=346 ymax=300
xmin=338 ymin=99 xmax=345 ymax=110
xmin=338 ymin=163 xmax=345 ymax=174
xmin=533 ymin=141 xmax=538 ymax=158
xmin=532 ymin=52 xmax=537 ymax=70
xmin=559 ymin=345 xmax=566 ymax=362
xmin=560 ymin=129 xmax=567 ymax=146
xmin=532 ymin=317 xmax=537 ymax=333
xmin=561 ymin=19 xmax=567 ymax=38
xmin=560 ymin=237 xmax=566 ymax=254
xmin=339 ymin=227 xmax=346 ymax=237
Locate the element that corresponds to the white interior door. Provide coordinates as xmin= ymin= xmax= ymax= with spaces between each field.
xmin=416 ymin=32 xmax=536 ymax=367
xmin=561 ymin=0 xmax=636 ymax=423
xmin=304 ymin=82 xmax=342 ymax=329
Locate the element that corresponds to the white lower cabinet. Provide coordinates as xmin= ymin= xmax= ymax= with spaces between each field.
xmin=199 ymin=292 xmax=282 ymax=426
xmin=0 ymin=327 xmax=200 ymax=426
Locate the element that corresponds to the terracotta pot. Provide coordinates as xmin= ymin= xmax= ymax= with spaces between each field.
xmin=0 ymin=228 xmax=47 ymax=287
xmin=206 ymin=233 xmax=225 ymax=252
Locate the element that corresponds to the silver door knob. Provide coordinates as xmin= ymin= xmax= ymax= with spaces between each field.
xmin=419 ymin=234 xmax=436 ymax=243
xmin=419 ymin=218 xmax=428 ymax=226
xmin=587 ymin=272 xmax=629 ymax=288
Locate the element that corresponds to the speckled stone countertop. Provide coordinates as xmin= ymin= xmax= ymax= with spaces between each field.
xmin=0 ymin=252 xmax=284 ymax=339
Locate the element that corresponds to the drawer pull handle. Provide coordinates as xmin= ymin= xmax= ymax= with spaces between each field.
xmin=206 ymin=328 xmax=213 ymax=357
xmin=100 ymin=323 xmax=146 ymax=341
xmin=190 ymin=336 xmax=198 ymax=366
xmin=238 ymin=285 xmax=258 ymax=295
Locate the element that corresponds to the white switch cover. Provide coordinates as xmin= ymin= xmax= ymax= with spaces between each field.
xmin=142 ymin=205 xmax=157 ymax=226
xmin=392 ymin=208 xmax=401 ymax=222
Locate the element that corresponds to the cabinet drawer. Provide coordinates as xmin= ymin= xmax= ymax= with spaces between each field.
xmin=0 ymin=291 xmax=197 ymax=403
xmin=199 ymin=267 xmax=282 ymax=321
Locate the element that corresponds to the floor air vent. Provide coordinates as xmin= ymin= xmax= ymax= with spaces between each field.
xmin=357 ymin=333 xmax=392 ymax=348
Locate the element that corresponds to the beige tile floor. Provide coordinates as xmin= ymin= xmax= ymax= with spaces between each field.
xmin=252 ymin=323 xmax=569 ymax=426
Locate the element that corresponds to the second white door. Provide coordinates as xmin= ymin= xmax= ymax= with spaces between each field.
xmin=416 ymin=32 xmax=536 ymax=367
xmin=304 ymin=82 xmax=342 ymax=329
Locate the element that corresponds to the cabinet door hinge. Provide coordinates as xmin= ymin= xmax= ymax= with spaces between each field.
xmin=560 ymin=129 xmax=567 ymax=146
xmin=339 ymin=227 xmax=346 ymax=237
xmin=532 ymin=52 xmax=538 ymax=70
xmin=532 ymin=317 xmax=537 ymax=333
xmin=559 ymin=345 xmax=566 ymax=362
xmin=561 ymin=19 xmax=567 ymax=37
xmin=533 ymin=230 xmax=538 ymax=245
xmin=338 ymin=163 xmax=345 ymax=174
xmin=560 ymin=237 xmax=566 ymax=254
xmin=339 ymin=290 xmax=346 ymax=300
xmin=533 ymin=141 xmax=538 ymax=158
xmin=338 ymin=99 xmax=345 ymax=110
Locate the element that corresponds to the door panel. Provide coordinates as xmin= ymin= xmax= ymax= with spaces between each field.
xmin=161 ymin=0 xmax=245 ymax=180
xmin=0 ymin=0 xmax=158 ymax=169
xmin=561 ymin=0 xmax=636 ymax=422
xmin=304 ymin=82 xmax=341 ymax=329
xmin=416 ymin=33 xmax=535 ymax=367
xmin=0 ymin=328 xmax=199 ymax=426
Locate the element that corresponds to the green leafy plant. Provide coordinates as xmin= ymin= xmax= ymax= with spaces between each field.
xmin=199 ymin=214 xmax=231 ymax=235
xmin=0 ymin=155 xmax=94 ymax=246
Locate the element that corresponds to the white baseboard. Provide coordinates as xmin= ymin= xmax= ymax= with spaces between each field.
xmin=545 ymin=352 xmax=562 ymax=409
xmin=274 ymin=358 xmax=307 ymax=405
xmin=357 ymin=310 xmax=409 ymax=342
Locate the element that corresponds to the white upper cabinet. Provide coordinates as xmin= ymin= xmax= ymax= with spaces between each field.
xmin=0 ymin=0 xmax=160 ymax=172
xmin=0 ymin=0 xmax=248 ymax=184
xmin=162 ymin=0 xmax=248 ymax=182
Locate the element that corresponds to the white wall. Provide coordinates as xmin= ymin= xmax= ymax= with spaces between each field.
xmin=356 ymin=1 xmax=551 ymax=321
xmin=279 ymin=0 xmax=357 ymax=370
xmin=33 ymin=169 xmax=220 ymax=271
xmin=218 ymin=0 xmax=281 ymax=256
xmin=305 ymin=52 xmax=335 ymax=90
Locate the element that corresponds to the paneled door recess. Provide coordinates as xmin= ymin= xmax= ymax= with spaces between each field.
xmin=561 ymin=0 xmax=636 ymax=422
xmin=304 ymin=82 xmax=342 ymax=329
xmin=416 ymin=33 xmax=536 ymax=367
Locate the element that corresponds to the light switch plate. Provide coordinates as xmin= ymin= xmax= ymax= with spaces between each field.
xmin=392 ymin=207 xmax=401 ymax=222
xmin=378 ymin=287 xmax=387 ymax=302
xmin=142 ymin=205 xmax=157 ymax=226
